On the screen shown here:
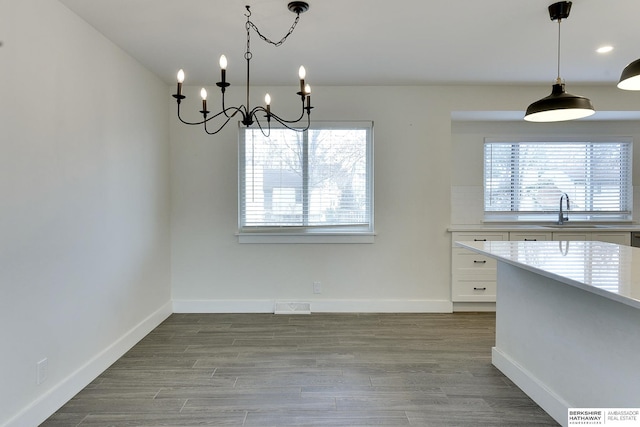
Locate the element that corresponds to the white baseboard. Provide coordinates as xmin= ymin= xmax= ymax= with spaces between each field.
xmin=492 ymin=347 xmax=571 ymax=427
xmin=173 ymin=299 xmax=453 ymax=313
xmin=5 ymin=301 xmax=173 ymax=427
xmin=452 ymin=302 xmax=496 ymax=312
xmin=173 ymin=299 xmax=276 ymax=313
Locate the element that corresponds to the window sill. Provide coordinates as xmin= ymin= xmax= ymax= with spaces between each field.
xmin=237 ymin=232 xmax=376 ymax=244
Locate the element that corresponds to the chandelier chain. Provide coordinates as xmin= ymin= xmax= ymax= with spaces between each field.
xmin=247 ymin=13 xmax=302 ymax=47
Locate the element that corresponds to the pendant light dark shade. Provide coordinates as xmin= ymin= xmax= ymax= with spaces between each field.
xmin=618 ymin=58 xmax=640 ymax=90
xmin=524 ymin=1 xmax=595 ymax=122
xmin=525 ymin=82 xmax=595 ymax=122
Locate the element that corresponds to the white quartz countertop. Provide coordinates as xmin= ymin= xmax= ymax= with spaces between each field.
xmin=456 ymin=240 xmax=640 ymax=310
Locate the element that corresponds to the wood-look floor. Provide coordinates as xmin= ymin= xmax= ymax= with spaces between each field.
xmin=42 ymin=313 xmax=559 ymax=426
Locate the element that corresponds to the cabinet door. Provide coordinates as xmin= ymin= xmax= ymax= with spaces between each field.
xmin=591 ymin=232 xmax=631 ymax=246
xmin=552 ymin=232 xmax=589 ymax=241
xmin=509 ymin=232 xmax=553 ymax=241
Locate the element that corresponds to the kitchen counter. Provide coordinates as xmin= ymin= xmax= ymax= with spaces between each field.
xmin=455 ymin=240 xmax=640 ymax=426
xmin=448 ymin=224 xmax=640 ymax=232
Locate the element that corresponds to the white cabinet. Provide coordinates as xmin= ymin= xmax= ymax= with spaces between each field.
xmin=509 ymin=232 xmax=552 ymax=241
xmin=451 ymin=229 xmax=631 ymax=304
xmin=552 ymin=231 xmax=631 ymax=245
xmin=451 ymin=232 xmax=507 ymax=302
xmin=589 ymin=232 xmax=631 ymax=245
xmin=552 ymin=232 xmax=589 ymax=241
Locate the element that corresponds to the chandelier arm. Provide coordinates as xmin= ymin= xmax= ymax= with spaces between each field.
xmin=268 ymin=104 xmax=308 ymax=124
xmin=203 ymin=114 xmax=235 ymax=135
xmin=269 ymin=111 xmax=311 ymax=132
xmin=220 ymin=91 xmax=237 ymax=119
xmin=252 ymin=115 xmax=271 ymax=138
xmin=220 ymin=104 xmax=248 ymax=123
xmin=176 ymin=104 xmax=245 ymax=126
xmin=248 ymin=105 xmax=269 ymax=118
xmin=176 ymin=103 xmax=210 ymax=126
xmin=250 ymin=99 xmax=311 ymax=127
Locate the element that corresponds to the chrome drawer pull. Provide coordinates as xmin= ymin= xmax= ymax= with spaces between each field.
xmin=473 ymin=260 xmax=487 ymax=264
xmin=473 ymin=287 xmax=487 ymax=291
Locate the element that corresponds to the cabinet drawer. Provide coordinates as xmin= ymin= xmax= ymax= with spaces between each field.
xmin=591 ymin=232 xmax=631 ymax=246
xmin=552 ymin=232 xmax=588 ymax=241
xmin=452 ymin=279 xmax=497 ymax=302
xmin=509 ymin=232 xmax=553 ymax=241
xmin=451 ymin=232 xmax=508 ymax=247
xmin=452 ymin=248 xmax=497 ymax=273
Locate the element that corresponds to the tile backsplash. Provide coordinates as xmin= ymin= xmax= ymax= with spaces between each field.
xmin=451 ymin=186 xmax=484 ymax=225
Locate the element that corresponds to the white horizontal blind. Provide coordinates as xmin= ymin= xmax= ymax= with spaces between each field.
xmin=484 ymin=140 xmax=632 ymax=218
xmin=240 ymin=122 xmax=373 ymax=231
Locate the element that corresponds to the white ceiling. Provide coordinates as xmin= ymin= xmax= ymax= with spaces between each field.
xmin=57 ymin=0 xmax=640 ymax=88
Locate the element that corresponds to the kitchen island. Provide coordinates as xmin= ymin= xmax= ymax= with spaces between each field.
xmin=456 ymin=240 xmax=640 ymax=427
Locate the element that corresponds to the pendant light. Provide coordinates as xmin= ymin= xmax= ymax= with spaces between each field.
xmin=617 ymin=58 xmax=640 ymax=90
xmin=524 ymin=1 xmax=595 ymax=122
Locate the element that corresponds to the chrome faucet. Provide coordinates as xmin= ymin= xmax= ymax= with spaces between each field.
xmin=558 ymin=193 xmax=570 ymax=225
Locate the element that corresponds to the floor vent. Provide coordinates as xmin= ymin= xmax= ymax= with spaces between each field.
xmin=274 ymin=301 xmax=311 ymax=315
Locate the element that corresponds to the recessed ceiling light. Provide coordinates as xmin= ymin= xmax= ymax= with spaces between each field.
xmin=596 ymin=45 xmax=614 ymax=54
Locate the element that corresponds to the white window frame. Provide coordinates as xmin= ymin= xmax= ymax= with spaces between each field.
xmin=237 ymin=121 xmax=374 ymax=243
xmin=483 ymin=137 xmax=633 ymax=223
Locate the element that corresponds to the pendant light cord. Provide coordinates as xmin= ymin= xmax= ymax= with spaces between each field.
xmin=556 ymin=18 xmax=562 ymax=83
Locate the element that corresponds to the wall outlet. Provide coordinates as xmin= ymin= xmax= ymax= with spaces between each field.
xmin=313 ymin=281 xmax=322 ymax=294
xmin=37 ymin=358 xmax=48 ymax=385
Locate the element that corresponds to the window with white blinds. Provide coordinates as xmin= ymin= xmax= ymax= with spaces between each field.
xmin=239 ymin=122 xmax=373 ymax=236
xmin=484 ymin=139 xmax=632 ymax=221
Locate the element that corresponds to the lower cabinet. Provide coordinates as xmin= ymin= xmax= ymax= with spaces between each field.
xmin=509 ymin=232 xmax=552 ymax=241
xmin=451 ymin=230 xmax=632 ymax=303
xmin=451 ymin=232 xmax=507 ymax=302
xmin=573 ymin=232 xmax=630 ymax=245
xmin=552 ymin=232 xmax=589 ymax=241
xmin=549 ymin=231 xmax=631 ymax=244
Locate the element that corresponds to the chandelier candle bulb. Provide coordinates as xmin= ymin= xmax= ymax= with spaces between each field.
xmin=176 ymin=69 xmax=185 ymax=96
xmin=200 ymin=88 xmax=207 ymax=112
xmin=305 ymin=84 xmax=311 ymax=109
xmin=298 ymin=66 xmax=306 ymax=94
xmin=219 ymin=55 xmax=227 ymax=84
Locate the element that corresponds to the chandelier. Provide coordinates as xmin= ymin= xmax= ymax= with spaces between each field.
xmin=172 ymin=2 xmax=312 ymax=136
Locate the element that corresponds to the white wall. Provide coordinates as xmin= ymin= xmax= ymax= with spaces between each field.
xmin=170 ymin=86 xmax=454 ymax=312
xmin=170 ymin=83 xmax=640 ymax=313
xmin=0 ymin=1 xmax=172 ymax=425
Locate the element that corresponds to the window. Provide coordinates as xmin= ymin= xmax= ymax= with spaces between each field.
xmin=239 ymin=121 xmax=373 ymax=242
xmin=484 ymin=138 xmax=632 ymax=222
